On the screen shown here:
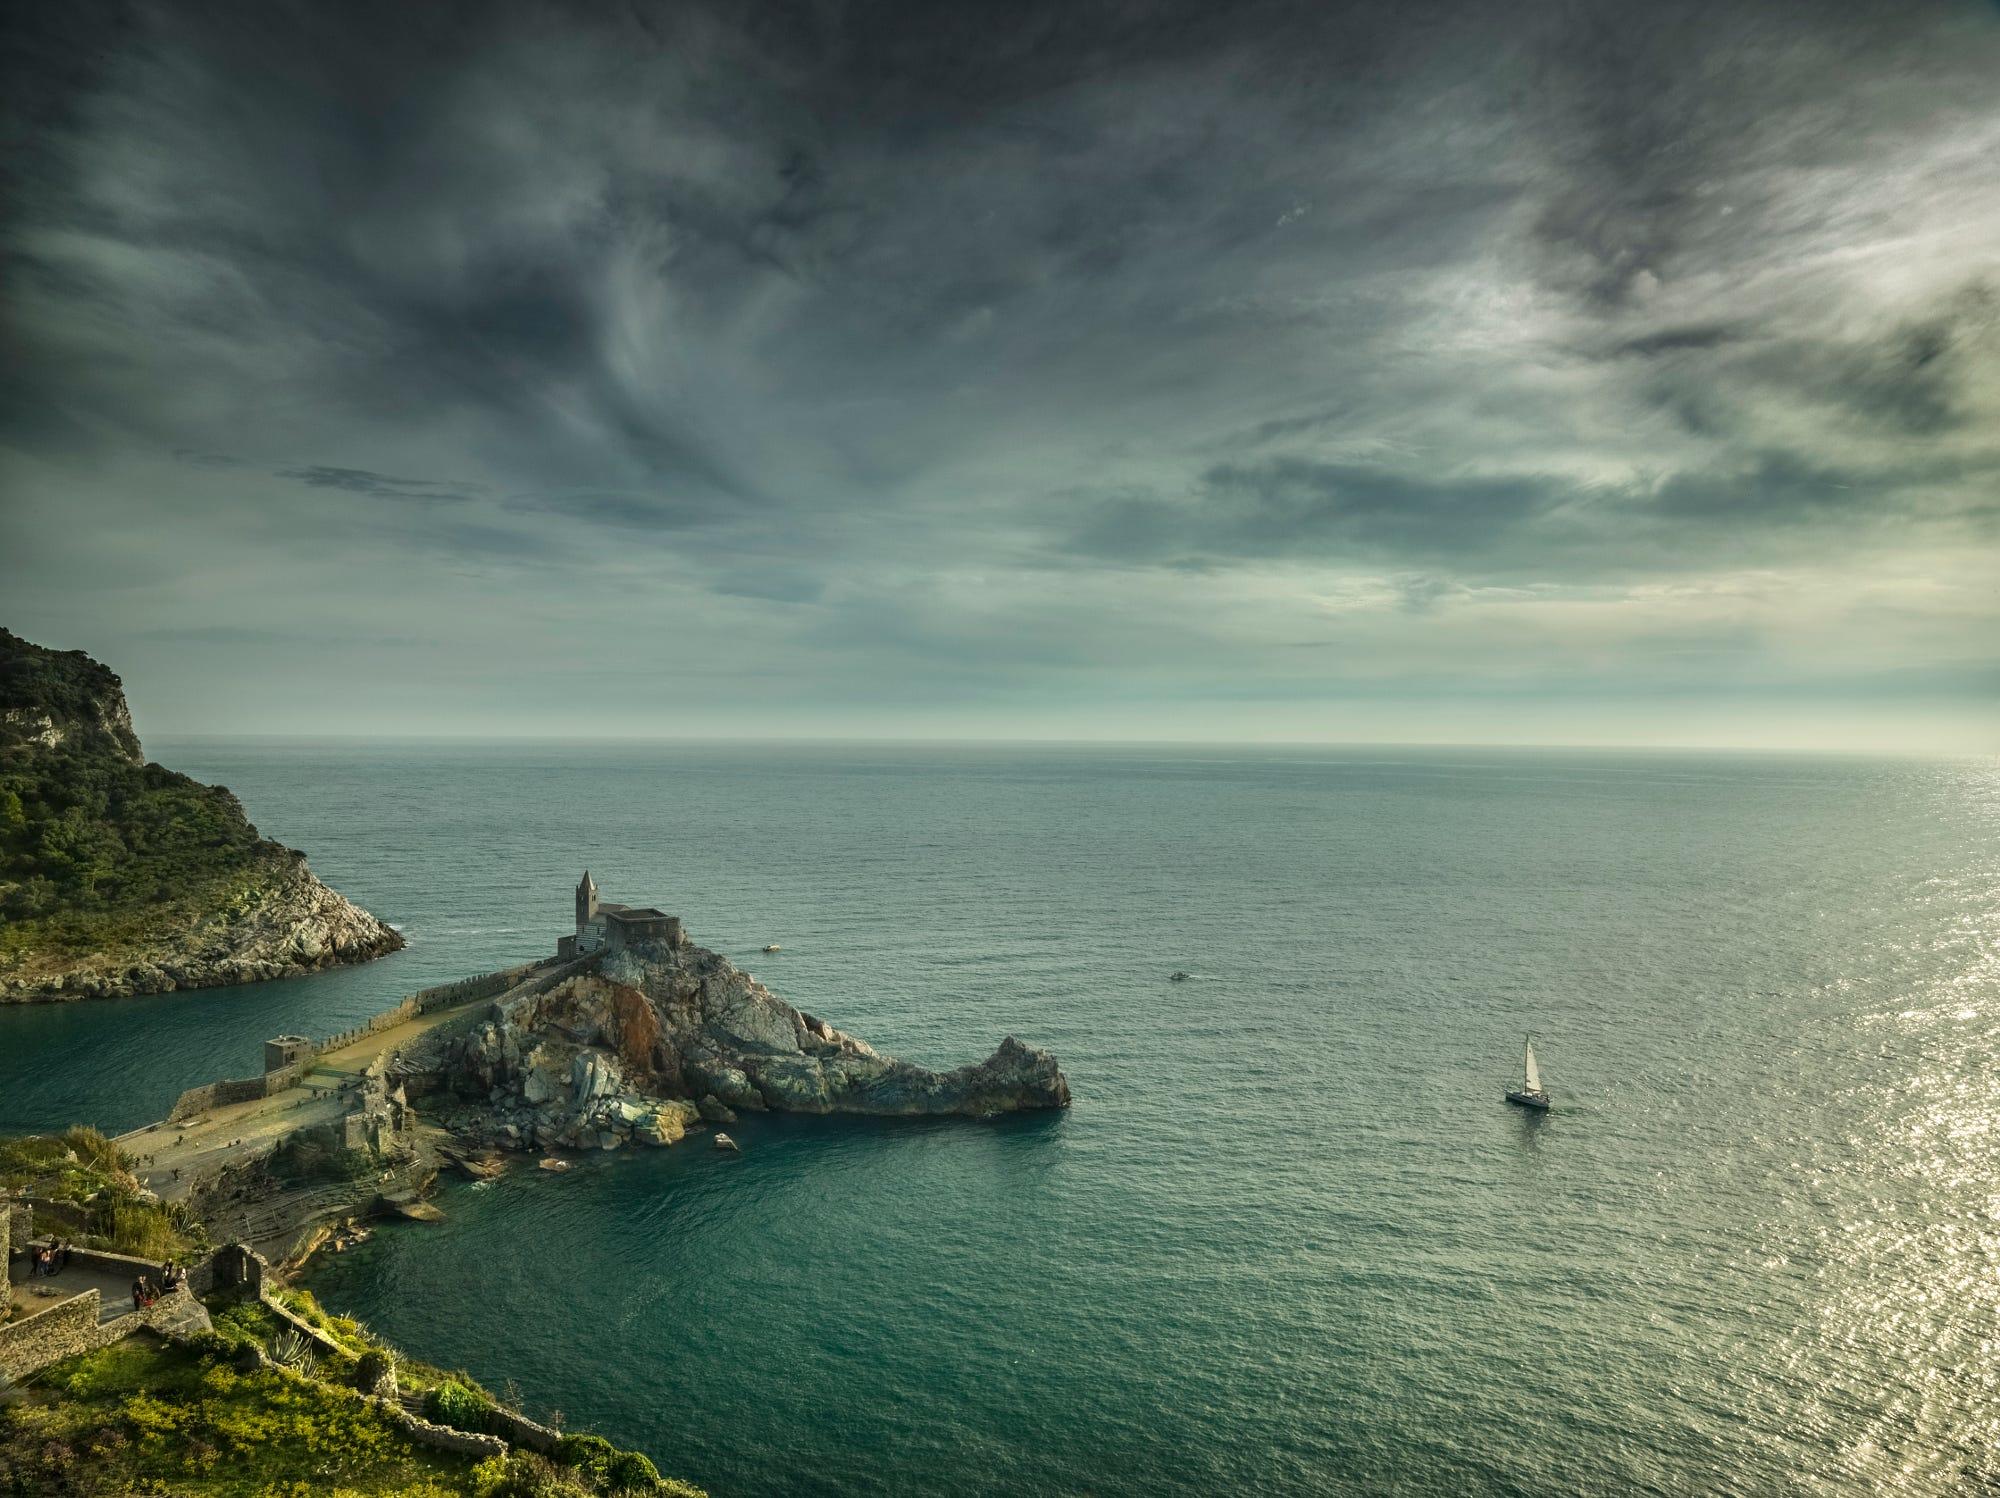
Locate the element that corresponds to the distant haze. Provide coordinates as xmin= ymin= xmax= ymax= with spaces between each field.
xmin=2 ymin=0 xmax=1996 ymax=751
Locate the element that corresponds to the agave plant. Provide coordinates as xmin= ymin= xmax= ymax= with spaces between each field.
xmin=266 ymin=1328 xmax=318 ymax=1375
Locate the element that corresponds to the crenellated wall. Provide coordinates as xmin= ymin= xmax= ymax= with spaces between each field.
xmin=157 ymin=963 xmax=544 ymax=1124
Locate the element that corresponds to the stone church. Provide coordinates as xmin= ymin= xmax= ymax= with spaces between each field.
xmin=559 ymin=871 xmax=684 ymax=958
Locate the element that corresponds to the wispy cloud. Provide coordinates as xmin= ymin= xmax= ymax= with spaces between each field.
xmin=1 ymin=0 xmax=1996 ymax=745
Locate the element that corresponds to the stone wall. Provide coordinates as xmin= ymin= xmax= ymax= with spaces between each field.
xmin=303 ymin=965 xmax=539 ymax=1056
xmin=0 ymin=1196 xmax=10 ymax=1312
xmin=415 ymin=965 xmax=537 ymax=1015
xmin=313 ymin=996 xmax=417 ymax=1055
xmin=369 ymin=1394 xmax=510 ymax=1457
xmin=56 ymin=1244 xmax=171 ymax=1281
xmin=203 ymin=1242 xmax=267 ymax=1303
xmin=0 ymin=1289 xmax=102 ymax=1380
xmin=165 ymin=1073 xmax=277 ymax=1123
xmin=262 ymin=1293 xmax=348 ymax=1358
xmin=157 ymin=963 xmax=545 ymax=1125
xmin=486 ymin=1405 xmax=562 ymax=1454
xmin=490 ymin=953 xmax=602 ymax=1026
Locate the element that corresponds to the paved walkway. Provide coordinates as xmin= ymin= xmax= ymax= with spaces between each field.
xmin=123 ymin=998 xmax=491 ymax=1203
xmin=9 ymin=1259 xmax=145 ymax=1324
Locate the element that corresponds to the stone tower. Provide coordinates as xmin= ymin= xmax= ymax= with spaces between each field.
xmin=575 ymin=870 xmax=598 ymax=935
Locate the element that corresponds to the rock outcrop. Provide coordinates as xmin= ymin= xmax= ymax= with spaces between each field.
xmin=420 ymin=940 xmax=1069 ymax=1152
xmin=0 ymin=848 xmax=405 ymax=1002
xmin=0 ymin=627 xmax=404 ymax=1002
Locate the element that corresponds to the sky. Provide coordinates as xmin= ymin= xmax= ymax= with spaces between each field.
xmin=2 ymin=0 xmax=1996 ymax=750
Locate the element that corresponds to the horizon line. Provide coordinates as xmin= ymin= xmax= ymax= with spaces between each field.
xmin=139 ymin=731 xmax=1993 ymax=760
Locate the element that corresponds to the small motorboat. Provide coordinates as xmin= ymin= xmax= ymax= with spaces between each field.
xmin=1168 ymin=970 xmax=1190 ymax=982
xmin=763 ymin=944 xmax=782 ymax=953
xmin=713 ymin=1132 xmax=741 ymax=1153
xmin=537 ymin=1157 xmax=572 ymax=1172
xmin=1504 ymin=1037 xmax=1551 ymax=1111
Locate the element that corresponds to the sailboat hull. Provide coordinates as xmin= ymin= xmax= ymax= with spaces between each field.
xmin=1504 ymin=1089 xmax=1550 ymax=1111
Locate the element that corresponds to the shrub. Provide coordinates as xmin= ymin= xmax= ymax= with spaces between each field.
xmin=606 ymin=1449 xmax=661 ymax=1491
xmin=423 ymin=1378 xmax=491 ymax=1432
xmin=554 ymin=1431 xmax=668 ymax=1494
xmin=59 ymin=1124 xmax=125 ymax=1176
xmin=554 ymin=1433 xmax=616 ymax=1472
xmin=474 ymin=1452 xmax=596 ymax=1498
xmin=102 ymin=1201 xmax=184 ymax=1260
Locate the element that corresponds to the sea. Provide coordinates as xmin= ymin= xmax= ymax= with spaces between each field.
xmin=1 ymin=742 xmax=1995 ymax=1496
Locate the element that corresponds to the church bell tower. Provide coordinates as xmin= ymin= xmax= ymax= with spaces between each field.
xmin=575 ymin=870 xmax=598 ymax=934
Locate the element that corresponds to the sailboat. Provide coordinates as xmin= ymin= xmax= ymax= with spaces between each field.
xmin=1505 ymin=1037 xmax=1551 ymax=1111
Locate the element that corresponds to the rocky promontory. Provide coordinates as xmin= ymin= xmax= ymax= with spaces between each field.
xmin=0 ymin=627 xmax=403 ymax=1002
xmin=404 ymin=939 xmax=1069 ymax=1152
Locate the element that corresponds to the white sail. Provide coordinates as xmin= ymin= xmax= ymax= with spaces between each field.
xmin=1523 ymin=1041 xmax=1541 ymax=1094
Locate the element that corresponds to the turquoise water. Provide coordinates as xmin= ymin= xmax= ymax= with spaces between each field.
xmin=3 ymin=744 xmax=1997 ymax=1494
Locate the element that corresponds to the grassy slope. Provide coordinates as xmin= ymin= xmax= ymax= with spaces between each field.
xmin=0 ymin=1307 xmax=706 ymax=1497
xmin=2 ymin=1338 xmax=473 ymax=1497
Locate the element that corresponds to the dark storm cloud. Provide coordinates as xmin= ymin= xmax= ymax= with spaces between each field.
xmin=1065 ymin=445 xmax=2000 ymax=575
xmin=279 ymin=466 xmax=484 ymax=503
xmin=1608 ymin=325 xmax=1747 ymax=359
xmin=1626 ymin=281 xmax=2000 ymax=444
xmin=1 ymin=0 xmax=1997 ymax=741
xmin=1073 ymin=460 xmax=1554 ymax=564
xmin=1518 ymin=0 xmax=1970 ymax=311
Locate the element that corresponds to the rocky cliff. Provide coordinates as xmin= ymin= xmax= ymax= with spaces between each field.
xmin=411 ymin=940 xmax=1069 ymax=1151
xmin=0 ymin=627 xmax=403 ymax=1001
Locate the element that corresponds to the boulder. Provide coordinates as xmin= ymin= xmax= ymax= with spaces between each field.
xmin=634 ymin=1100 xmax=699 ymax=1146
xmin=571 ymin=1052 xmax=622 ymax=1106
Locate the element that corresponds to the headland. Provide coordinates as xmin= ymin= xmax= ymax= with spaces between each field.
xmin=4 ymin=874 xmax=1069 ymax=1492
xmin=0 ymin=627 xmax=403 ymax=1002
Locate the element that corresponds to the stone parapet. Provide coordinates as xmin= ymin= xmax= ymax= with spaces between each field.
xmin=368 ymin=1395 xmax=510 ymax=1457
xmin=0 ymin=1288 xmax=102 ymax=1380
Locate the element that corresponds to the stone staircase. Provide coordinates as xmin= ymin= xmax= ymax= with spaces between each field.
xmin=209 ymin=1182 xmax=360 ymax=1247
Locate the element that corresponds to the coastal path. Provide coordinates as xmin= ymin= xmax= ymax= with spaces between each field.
xmin=120 ymin=990 xmax=506 ymax=1204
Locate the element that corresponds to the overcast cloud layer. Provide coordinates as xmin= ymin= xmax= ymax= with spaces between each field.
xmin=3 ymin=0 xmax=1996 ymax=748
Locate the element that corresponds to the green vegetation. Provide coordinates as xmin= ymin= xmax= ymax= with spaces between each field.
xmin=424 ymin=1380 xmax=491 ymax=1431
xmin=0 ymin=1128 xmax=205 ymax=1261
xmin=1 ymin=1338 xmax=457 ymax=1497
xmin=198 ymin=1302 xmax=285 ymax=1364
xmin=552 ymin=1436 xmax=667 ymax=1495
xmin=0 ymin=1324 xmax=704 ymax=1497
xmin=0 ymin=627 xmax=295 ymax=967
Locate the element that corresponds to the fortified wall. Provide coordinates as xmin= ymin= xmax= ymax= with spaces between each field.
xmin=160 ymin=965 xmax=541 ymax=1123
